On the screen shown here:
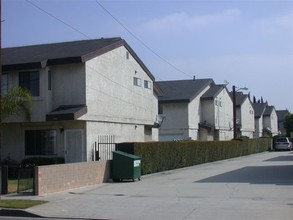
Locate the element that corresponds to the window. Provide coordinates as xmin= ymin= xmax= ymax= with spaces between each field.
xmin=1 ymin=73 xmax=9 ymax=95
xmin=19 ymin=71 xmax=40 ymax=96
xmin=158 ymin=104 xmax=163 ymax=114
xmin=25 ymin=130 xmax=57 ymax=155
xmin=126 ymin=51 xmax=129 ymax=60
xmin=144 ymin=80 xmax=151 ymax=89
xmin=48 ymin=70 xmax=52 ymax=90
xmin=133 ymin=77 xmax=141 ymax=87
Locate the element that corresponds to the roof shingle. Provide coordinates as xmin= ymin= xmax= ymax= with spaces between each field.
xmin=2 ymin=37 xmax=155 ymax=81
xmin=157 ymin=79 xmax=214 ymax=103
xmin=201 ymin=84 xmax=227 ymax=100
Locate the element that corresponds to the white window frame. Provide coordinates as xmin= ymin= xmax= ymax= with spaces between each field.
xmin=133 ymin=77 xmax=142 ymax=87
xmin=144 ymin=80 xmax=151 ymax=89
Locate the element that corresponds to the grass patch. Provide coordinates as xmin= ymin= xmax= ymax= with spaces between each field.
xmin=0 ymin=199 xmax=47 ymax=209
xmin=8 ymin=179 xmax=18 ymax=194
xmin=8 ymin=178 xmax=34 ymax=194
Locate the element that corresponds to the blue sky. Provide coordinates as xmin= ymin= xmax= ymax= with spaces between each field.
xmin=3 ymin=0 xmax=293 ymax=112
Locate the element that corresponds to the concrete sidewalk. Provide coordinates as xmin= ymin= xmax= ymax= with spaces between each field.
xmin=1 ymin=151 xmax=293 ymax=220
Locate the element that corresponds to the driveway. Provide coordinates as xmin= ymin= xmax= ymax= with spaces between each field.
xmin=1 ymin=151 xmax=293 ymax=220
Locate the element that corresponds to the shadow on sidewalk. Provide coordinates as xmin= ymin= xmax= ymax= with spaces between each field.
xmin=0 ymin=209 xmax=42 ymax=217
xmin=0 ymin=209 xmax=109 ymax=219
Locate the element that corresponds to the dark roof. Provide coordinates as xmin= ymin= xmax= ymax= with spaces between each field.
xmin=157 ymin=79 xmax=214 ymax=103
xmin=252 ymin=103 xmax=267 ymax=118
xmin=201 ymin=84 xmax=227 ymax=100
xmin=229 ymin=92 xmax=249 ymax=106
xmin=46 ymin=105 xmax=87 ymax=121
xmin=276 ymin=110 xmax=290 ymax=122
xmin=2 ymin=37 xmax=155 ymax=81
xmin=263 ymin=105 xmax=275 ymax=116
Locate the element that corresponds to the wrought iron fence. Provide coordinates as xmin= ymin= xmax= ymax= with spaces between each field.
xmin=94 ymin=135 xmax=116 ymax=161
xmin=0 ymin=165 xmax=35 ymax=195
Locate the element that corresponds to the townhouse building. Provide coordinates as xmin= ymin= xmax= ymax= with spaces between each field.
xmin=1 ymin=37 xmax=160 ymax=163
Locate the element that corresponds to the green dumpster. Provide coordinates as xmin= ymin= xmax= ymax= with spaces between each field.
xmin=112 ymin=151 xmax=141 ymax=182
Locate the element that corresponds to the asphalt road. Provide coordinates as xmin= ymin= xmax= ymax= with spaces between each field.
xmin=1 ymin=151 xmax=293 ymax=220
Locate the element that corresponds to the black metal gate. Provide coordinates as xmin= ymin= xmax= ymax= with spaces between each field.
xmin=94 ymin=135 xmax=116 ymax=161
xmin=1 ymin=165 xmax=35 ymax=195
xmin=17 ymin=166 xmax=35 ymax=194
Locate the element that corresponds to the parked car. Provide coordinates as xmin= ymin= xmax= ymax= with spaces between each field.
xmin=274 ymin=137 xmax=293 ymax=151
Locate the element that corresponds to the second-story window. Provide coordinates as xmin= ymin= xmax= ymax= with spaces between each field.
xmin=144 ymin=80 xmax=151 ymax=89
xmin=19 ymin=71 xmax=40 ymax=96
xmin=133 ymin=77 xmax=142 ymax=87
xmin=1 ymin=73 xmax=9 ymax=96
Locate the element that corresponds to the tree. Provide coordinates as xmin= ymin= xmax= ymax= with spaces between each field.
xmin=284 ymin=113 xmax=293 ymax=137
xmin=1 ymin=87 xmax=32 ymax=121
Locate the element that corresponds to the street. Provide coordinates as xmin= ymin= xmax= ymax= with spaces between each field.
xmin=1 ymin=151 xmax=293 ymax=220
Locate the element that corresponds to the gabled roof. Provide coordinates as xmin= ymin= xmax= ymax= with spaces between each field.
xmin=263 ymin=105 xmax=275 ymax=116
xmin=201 ymin=84 xmax=228 ymax=100
xmin=276 ymin=110 xmax=290 ymax=122
xmin=157 ymin=79 xmax=214 ymax=103
xmin=229 ymin=92 xmax=249 ymax=106
xmin=2 ymin=37 xmax=155 ymax=81
xmin=252 ymin=103 xmax=267 ymax=118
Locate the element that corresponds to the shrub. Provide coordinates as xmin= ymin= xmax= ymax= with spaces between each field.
xmin=21 ymin=157 xmax=64 ymax=167
xmin=117 ymin=138 xmax=271 ymax=175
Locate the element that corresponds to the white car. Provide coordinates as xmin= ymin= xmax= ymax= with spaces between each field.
xmin=274 ymin=137 xmax=293 ymax=151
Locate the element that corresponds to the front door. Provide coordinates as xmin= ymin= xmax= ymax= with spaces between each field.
xmin=64 ymin=129 xmax=83 ymax=163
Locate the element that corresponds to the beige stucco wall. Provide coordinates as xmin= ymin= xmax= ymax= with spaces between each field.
xmin=159 ymin=103 xmax=189 ymax=140
xmin=51 ymin=64 xmax=86 ymax=109
xmin=159 ymin=84 xmax=212 ymax=141
xmin=263 ymin=109 xmax=278 ymax=136
xmin=1 ymin=121 xmax=86 ymax=163
xmin=201 ymin=88 xmax=233 ymax=140
xmin=2 ymin=64 xmax=86 ymax=123
xmin=83 ymin=46 xmax=157 ymax=126
xmin=2 ymin=45 xmax=159 ymax=163
xmin=239 ymin=98 xmax=255 ymax=138
xmin=188 ymin=86 xmax=211 ymax=140
xmin=254 ymin=117 xmax=263 ymax=138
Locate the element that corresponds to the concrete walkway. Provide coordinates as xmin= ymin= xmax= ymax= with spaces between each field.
xmin=1 ymin=151 xmax=293 ymax=220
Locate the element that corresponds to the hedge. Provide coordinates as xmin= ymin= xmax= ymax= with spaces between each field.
xmin=116 ymin=138 xmax=271 ymax=175
xmin=21 ymin=157 xmax=65 ymax=167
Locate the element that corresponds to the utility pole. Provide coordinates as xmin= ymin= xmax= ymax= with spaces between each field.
xmin=0 ymin=0 xmax=2 ymax=118
xmin=232 ymin=86 xmax=236 ymax=139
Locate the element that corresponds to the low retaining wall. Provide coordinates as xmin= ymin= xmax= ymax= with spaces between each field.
xmin=35 ymin=160 xmax=110 ymax=195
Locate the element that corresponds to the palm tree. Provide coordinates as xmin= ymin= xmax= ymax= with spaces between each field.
xmin=1 ymin=87 xmax=32 ymax=121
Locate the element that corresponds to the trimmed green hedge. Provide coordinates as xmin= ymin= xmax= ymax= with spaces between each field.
xmin=21 ymin=157 xmax=64 ymax=167
xmin=117 ymin=138 xmax=271 ymax=175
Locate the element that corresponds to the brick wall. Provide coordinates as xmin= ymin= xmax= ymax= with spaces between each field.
xmin=35 ymin=160 xmax=110 ymax=195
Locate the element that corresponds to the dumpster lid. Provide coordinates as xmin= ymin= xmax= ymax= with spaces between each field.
xmin=113 ymin=151 xmax=141 ymax=159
